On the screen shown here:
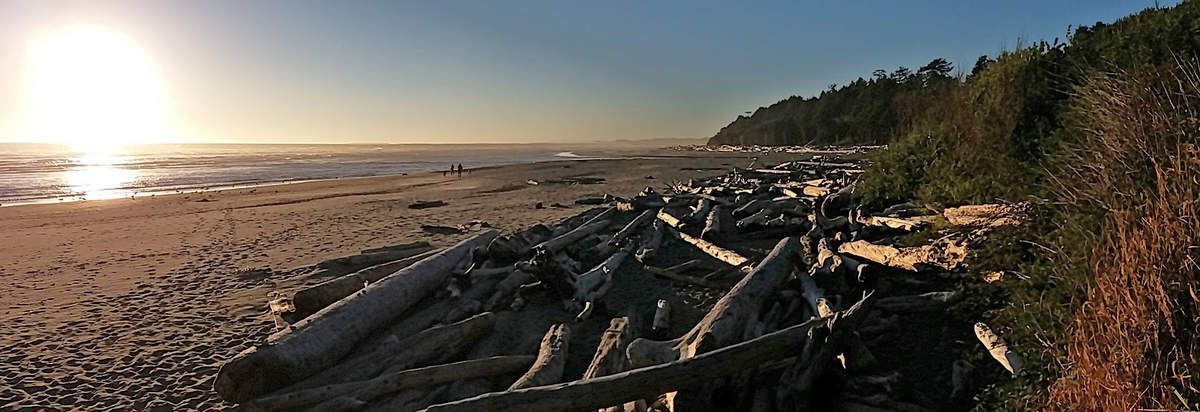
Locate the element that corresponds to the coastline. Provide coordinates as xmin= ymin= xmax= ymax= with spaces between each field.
xmin=0 ymin=151 xmax=791 ymax=410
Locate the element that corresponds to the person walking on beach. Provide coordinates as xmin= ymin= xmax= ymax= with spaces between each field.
xmin=456 ymin=163 xmax=464 ymax=177
xmin=446 ymin=164 xmax=454 ymax=177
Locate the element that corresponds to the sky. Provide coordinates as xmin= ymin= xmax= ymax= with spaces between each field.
xmin=0 ymin=0 xmax=1176 ymax=144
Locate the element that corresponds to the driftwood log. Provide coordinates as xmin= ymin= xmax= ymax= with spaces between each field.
xmin=291 ymin=248 xmax=439 ymax=319
xmin=510 ymin=323 xmax=572 ymax=390
xmin=536 ymin=208 xmax=615 ymax=253
xmin=627 ymin=237 xmax=798 ymax=368
xmin=664 ymin=226 xmax=750 ymax=269
xmin=424 ymin=295 xmax=870 ymax=412
xmin=837 ymin=240 xmax=967 ymax=272
xmin=239 ymin=355 xmax=533 ymax=411
xmin=583 ymin=317 xmax=635 ymax=380
xmin=280 ymin=312 xmax=497 ymax=392
xmin=213 ymin=231 xmax=499 ymax=402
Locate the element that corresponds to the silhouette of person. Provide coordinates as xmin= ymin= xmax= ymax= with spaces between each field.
xmin=457 ymin=163 xmax=464 ymax=177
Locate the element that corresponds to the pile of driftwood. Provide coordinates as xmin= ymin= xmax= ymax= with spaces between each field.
xmin=216 ymin=155 xmax=1024 ymax=411
xmin=669 ymin=144 xmax=884 ymax=155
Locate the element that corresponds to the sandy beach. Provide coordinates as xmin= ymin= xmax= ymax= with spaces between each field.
xmin=0 ymin=151 xmax=792 ymax=410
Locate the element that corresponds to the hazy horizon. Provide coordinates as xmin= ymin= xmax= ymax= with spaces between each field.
xmin=0 ymin=0 xmax=1175 ymax=145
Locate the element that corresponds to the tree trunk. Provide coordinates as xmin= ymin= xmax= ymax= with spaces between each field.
xmin=214 ymin=231 xmax=499 ymax=403
xmin=240 ymin=356 xmax=533 ymax=411
xmin=664 ymin=226 xmax=750 ymax=268
xmin=280 ymin=312 xmax=497 ymax=393
xmin=537 ymin=208 xmax=615 ymax=253
xmin=424 ymin=295 xmax=870 ymax=412
xmin=627 ymin=237 xmax=797 ymax=368
xmin=292 ymin=248 xmax=440 ymax=319
xmin=509 ymin=323 xmax=572 ymax=390
xmin=837 ymin=240 xmax=966 ymax=272
xmin=583 ymin=317 xmax=635 ymax=380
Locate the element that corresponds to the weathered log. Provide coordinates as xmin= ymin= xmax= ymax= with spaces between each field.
xmin=537 ymin=208 xmax=615 ymax=253
xmin=627 ymin=237 xmax=797 ymax=369
xmin=316 ymin=242 xmax=435 ymax=271
xmin=974 ymin=322 xmax=1021 ymax=374
xmin=510 ymin=323 xmax=572 ymax=390
xmin=425 ymin=295 xmax=870 ymax=412
xmin=409 ymin=200 xmax=447 ymax=209
xmin=686 ymin=198 xmax=712 ymax=223
xmin=645 ymin=265 xmax=725 ymax=289
xmin=360 ymin=241 xmax=433 ymax=255
xmin=584 ymin=317 xmax=635 ymax=380
xmin=607 ymin=209 xmax=656 ymax=248
xmin=819 ymin=182 xmax=854 ymax=217
xmin=651 ymin=300 xmax=671 ymax=336
xmin=573 ymin=244 xmax=634 ymax=321
xmin=484 ymin=270 xmax=533 ymax=310
xmin=213 ymin=231 xmax=499 ymax=402
xmin=701 ymin=205 xmax=726 ymax=241
xmin=856 ymin=215 xmax=926 ymax=232
xmin=733 ymin=198 xmax=768 ymax=217
xmin=837 ymin=240 xmax=967 ymax=272
xmin=655 ymin=208 xmax=683 ymax=229
xmin=292 ymin=248 xmax=441 ymax=319
xmin=736 ymin=208 xmax=774 ymax=229
xmin=664 ymin=226 xmax=750 ymax=269
xmin=442 ymin=273 xmax=505 ymax=324
xmin=280 ymin=312 xmax=497 ymax=394
xmin=240 ymin=356 xmax=533 ymax=411
xmin=876 ymin=291 xmax=961 ymax=312
xmin=635 ymin=220 xmax=663 ymax=263
xmin=943 ymin=203 xmax=1027 ymax=228
xmin=487 ymin=224 xmax=553 ymax=264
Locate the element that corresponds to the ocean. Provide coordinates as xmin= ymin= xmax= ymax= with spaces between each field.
xmin=0 ymin=143 xmax=599 ymax=206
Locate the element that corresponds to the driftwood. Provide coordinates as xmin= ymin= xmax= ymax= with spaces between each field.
xmin=943 ymin=203 xmax=1027 ymax=228
xmin=280 ymin=312 xmax=497 ymax=393
xmin=855 ymin=214 xmax=926 ymax=232
xmin=701 ymin=205 xmax=727 ymax=241
xmin=645 ymin=265 xmax=725 ymax=289
xmin=733 ymin=198 xmax=768 ymax=217
xmin=425 ymin=295 xmax=870 ymax=412
xmin=409 ymin=200 xmax=447 ymax=209
xmin=635 ymin=220 xmax=664 ymax=263
xmin=315 ymin=242 xmax=434 ymax=271
xmin=486 ymin=224 xmax=552 ymax=264
xmin=974 ymin=322 xmax=1021 ymax=374
xmin=876 ymin=291 xmax=961 ymax=312
xmin=573 ymin=244 xmax=634 ymax=321
xmin=484 ymin=270 xmax=533 ymax=310
xmin=292 ymin=248 xmax=440 ymax=319
xmin=607 ymin=209 xmax=656 ymax=248
xmin=652 ymin=300 xmax=671 ymax=336
xmin=536 ymin=207 xmax=615 ymax=254
xmin=240 ymin=356 xmax=533 ymax=411
xmin=213 ymin=231 xmax=499 ymax=402
xmin=627 ymin=237 xmax=797 ymax=369
xmin=583 ymin=317 xmax=635 ymax=380
xmin=664 ymin=226 xmax=750 ymax=269
xmin=510 ymin=323 xmax=572 ymax=390
xmin=837 ymin=240 xmax=967 ymax=272
xmin=687 ymin=198 xmax=712 ymax=223
xmin=736 ymin=208 xmax=774 ymax=229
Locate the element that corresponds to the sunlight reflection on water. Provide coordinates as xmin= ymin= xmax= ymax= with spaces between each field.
xmin=64 ymin=152 xmax=136 ymax=200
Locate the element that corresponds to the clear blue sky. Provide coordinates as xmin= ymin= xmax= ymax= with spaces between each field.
xmin=0 ymin=0 xmax=1175 ymax=144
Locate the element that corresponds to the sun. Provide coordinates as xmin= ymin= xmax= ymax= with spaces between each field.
xmin=26 ymin=25 xmax=168 ymax=152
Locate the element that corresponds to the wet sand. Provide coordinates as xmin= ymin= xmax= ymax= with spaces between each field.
xmin=0 ymin=152 xmax=790 ymax=410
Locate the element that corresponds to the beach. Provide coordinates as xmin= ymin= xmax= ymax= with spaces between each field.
xmin=0 ymin=151 xmax=784 ymax=410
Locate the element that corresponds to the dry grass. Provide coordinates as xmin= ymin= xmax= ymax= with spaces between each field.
xmin=1047 ymin=58 xmax=1200 ymax=410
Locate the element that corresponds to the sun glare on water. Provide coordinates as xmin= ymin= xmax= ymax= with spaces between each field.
xmin=27 ymin=25 xmax=168 ymax=153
